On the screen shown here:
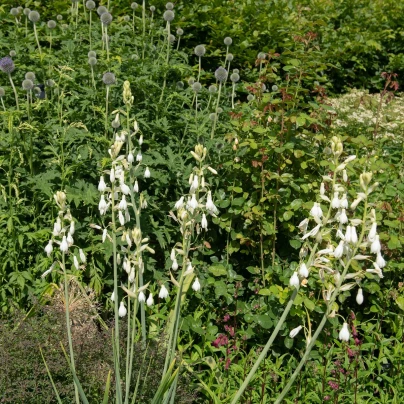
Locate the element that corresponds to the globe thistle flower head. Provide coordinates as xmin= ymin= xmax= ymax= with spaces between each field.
xmin=224 ymin=36 xmax=232 ymax=46
xmin=272 ymin=85 xmax=278 ymax=92
xmin=88 ymin=57 xmax=97 ymax=66
xmin=124 ymin=15 xmax=130 ymax=22
xmin=163 ymin=10 xmax=174 ymax=21
xmin=0 ymin=57 xmax=15 ymax=74
xmin=25 ymin=72 xmax=36 ymax=81
xmin=86 ymin=0 xmax=96 ymax=10
xmin=217 ymin=107 xmax=223 ymax=114
xmin=131 ymin=2 xmax=139 ymax=10
xmin=88 ymin=50 xmax=97 ymax=58
xmin=46 ymin=79 xmax=55 ymax=87
xmin=28 ymin=10 xmax=40 ymax=23
xmin=23 ymin=8 xmax=31 ymax=16
xmin=22 ymin=79 xmax=34 ymax=91
xmin=215 ymin=66 xmax=228 ymax=82
xmin=34 ymin=86 xmax=41 ymax=95
xmin=0 ymin=87 xmax=5 ymax=97
xmin=176 ymin=28 xmax=183 ymax=36
xmin=176 ymin=81 xmax=184 ymax=89
xmin=194 ymin=44 xmax=206 ymax=57
xmin=97 ymin=6 xmax=108 ymax=16
xmin=101 ymin=12 xmax=113 ymax=25
xmin=47 ymin=20 xmax=57 ymax=29
xmin=247 ymin=94 xmax=254 ymax=101
xmin=230 ymin=72 xmax=240 ymax=83
xmin=188 ymin=77 xmax=195 ymax=86
xmin=209 ymin=84 xmax=217 ymax=93
xmin=168 ymin=34 xmax=175 ymax=43
xmin=57 ymin=15 xmax=63 ymax=21
xmin=233 ymin=68 xmax=239 ymax=74
xmin=10 ymin=8 xmax=19 ymax=16
xmin=226 ymin=53 xmax=234 ymax=62
xmin=192 ymin=82 xmax=202 ymax=93
xmin=17 ymin=6 xmax=23 ymax=13
xmin=9 ymin=50 xmax=16 ymax=57
xmin=150 ymin=6 xmax=156 ymax=12
xmin=166 ymin=2 xmax=174 ymax=10
xmin=103 ymin=72 xmax=116 ymax=85
xmin=258 ymin=52 xmax=266 ymax=59
xmin=209 ymin=113 xmax=216 ymax=121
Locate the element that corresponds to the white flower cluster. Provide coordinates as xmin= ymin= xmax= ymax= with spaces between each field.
xmin=42 ymin=191 xmax=86 ymax=278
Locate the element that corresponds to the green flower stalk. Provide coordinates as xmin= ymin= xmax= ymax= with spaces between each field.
xmin=103 ymin=72 xmax=116 ymax=136
xmin=86 ymin=1 xmax=96 ymax=49
xmin=159 ymin=10 xmax=175 ymax=103
xmin=232 ymin=137 xmax=382 ymax=403
xmin=0 ymin=57 xmax=19 ymax=110
xmin=0 ymin=87 xmax=5 ymax=111
xmin=101 ymin=12 xmax=113 ymax=62
xmin=210 ymin=67 xmax=227 ymax=139
xmin=29 ymin=11 xmax=42 ymax=56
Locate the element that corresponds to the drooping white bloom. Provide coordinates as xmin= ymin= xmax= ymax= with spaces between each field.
xmin=98 ymin=176 xmax=107 ymax=192
xmin=121 ymin=182 xmax=130 ymax=195
xmin=201 ymin=213 xmax=208 ymax=230
xmin=134 ymin=180 xmax=139 ymax=193
xmin=67 ymin=232 xmax=74 ymax=246
xmin=376 ymin=253 xmax=386 ymax=268
xmin=144 ymin=167 xmax=151 ymax=178
xmin=298 ymin=263 xmax=309 ymax=278
xmin=41 ymin=263 xmax=55 ymax=278
xmin=370 ymin=235 xmax=381 ymax=254
xmin=170 ymin=248 xmax=176 ymax=261
xmin=69 ymin=221 xmax=75 ymax=235
xmin=129 ymin=269 xmax=135 ymax=283
xmin=331 ymin=192 xmax=340 ymax=209
xmin=119 ymin=195 xmax=128 ymax=210
xmin=206 ymin=191 xmax=217 ymax=214
xmin=79 ymin=248 xmax=86 ymax=263
xmin=184 ymin=262 xmax=194 ymax=276
xmin=356 ymin=288 xmax=364 ymax=305
xmin=189 ymin=194 xmax=198 ymax=210
xmin=99 ymin=195 xmax=108 ymax=215
xmin=172 ymin=258 xmax=178 ymax=270
xmin=138 ymin=134 xmax=143 ymax=145
xmin=159 ymin=285 xmax=169 ymax=299
xmin=44 ymin=240 xmax=53 ymax=256
xmin=73 ymin=255 xmax=79 ymax=270
xmin=338 ymin=322 xmax=350 ymax=342
xmin=118 ymin=210 xmax=125 ymax=226
xmin=60 ymin=235 xmax=69 ymax=253
xmin=102 ymin=228 xmax=108 ymax=243
xmin=309 ymin=202 xmax=323 ymax=219
xmin=136 ymin=152 xmax=142 ymax=162
xmin=350 ymin=226 xmax=358 ymax=244
xmin=366 ymin=262 xmax=384 ymax=278
xmin=289 ymin=325 xmax=303 ymax=338
xmin=342 ymin=169 xmax=348 ymax=183
xmin=368 ymin=222 xmax=377 ymax=241
xmin=110 ymin=291 xmax=115 ymax=302
xmin=190 ymin=175 xmax=199 ymax=192
xmin=174 ymin=196 xmax=184 ymax=210
xmin=110 ymin=168 xmax=115 ymax=183
xmin=146 ymin=293 xmax=154 ymax=307
xmin=141 ymin=198 xmax=147 ymax=209
xmin=345 ymin=225 xmax=352 ymax=243
xmin=301 ymin=224 xmax=321 ymax=240
xmin=320 ymin=183 xmax=325 ymax=196
xmin=298 ymin=218 xmax=309 ymax=233
xmin=339 ymin=209 xmax=348 ymax=224
xmin=334 ymin=240 xmax=344 ymax=259
xmin=127 ymin=152 xmax=134 ymax=164
xmin=118 ymin=301 xmax=127 ymax=317
xmin=138 ymin=291 xmax=146 ymax=303
xmin=340 ymin=194 xmax=348 ymax=209
xmin=289 ymin=272 xmax=300 ymax=288
xmin=192 ymin=277 xmax=201 ymax=292
xmin=53 ymin=217 xmax=62 ymax=236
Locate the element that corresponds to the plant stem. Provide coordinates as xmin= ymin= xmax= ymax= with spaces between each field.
xmin=159 ymin=21 xmax=171 ymax=103
xmin=89 ymin=10 xmax=92 ymax=49
xmin=210 ymin=82 xmax=222 ymax=139
xmin=105 ymin=85 xmax=110 ymax=136
xmin=33 ymin=23 xmax=42 ymax=56
xmin=142 ymin=0 xmax=146 ymax=59
xmin=8 ymin=74 xmax=19 ymax=111
xmin=105 ymin=25 xmax=110 ymax=62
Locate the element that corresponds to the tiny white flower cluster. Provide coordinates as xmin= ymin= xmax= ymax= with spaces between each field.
xmin=42 ymin=191 xmax=86 ymax=278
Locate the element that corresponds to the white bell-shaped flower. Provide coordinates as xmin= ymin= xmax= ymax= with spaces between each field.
xmin=370 ymin=235 xmax=381 ymax=254
xmin=356 ymin=288 xmax=364 ymax=305
xmin=73 ymin=255 xmax=79 ymax=270
xmin=331 ymin=192 xmax=340 ymax=209
xmin=79 ymin=248 xmax=86 ymax=263
xmin=289 ymin=272 xmax=299 ymax=288
xmin=201 ymin=213 xmax=208 ymax=230
xmin=159 ymin=285 xmax=169 ymax=299
xmin=60 ymin=235 xmax=69 ymax=253
xmin=119 ymin=195 xmax=128 ymax=210
xmin=98 ymin=195 xmax=108 ymax=215
xmin=289 ymin=325 xmax=303 ymax=338
xmin=67 ymin=232 xmax=74 ymax=247
xmin=192 ymin=277 xmax=201 ymax=292
xmin=44 ymin=240 xmax=53 ymax=256
xmin=110 ymin=291 xmax=115 ymax=302
xmin=144 ymin=167 xmax=151 ymax=178
xmin=146 ymin=293 xmax=154 ymax=307
xmin=53 ymin=217 xmax=62 ymax=236
xmin=98 ymin=176 xmax=107 ymax=192
xmin=174 ymin=196 xmax=184 ymax=210
xmin=134 ymin=180 xmax=139 ymax=193
xmin=127 ymin=152 xmax=134 ymax=164
xmin=136 ymin=152 xmax=142 ymax=162
xmin=298 ymin=263 xmax=309 ymax=278
xmin=339 ymin=209 xmax=348 ymax=224
xmin=334 ymin=240 xmax=344 ymax=259
xmin=138 ymin=291 xmax=146 ymax=303
xmin=118 ymin=301 xmax=127 ymax=317
xmin=368 ymin=222 xmax=377 ymax=241
xmin=172 ymin=258 xmax=178 ymax=270
xmin=121 ymin=182 xmax=130 ymax=195
xmin=110 ymin=168 xmax=115 ymax=183
xmin=376 ymin=253 xmax=386 ymax=268
xmin=338 ymin=322 xmax=350 ymax=342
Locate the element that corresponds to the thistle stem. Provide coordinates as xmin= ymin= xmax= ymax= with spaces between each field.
xmin=105 ymin=85 xmax=110 ymax=136
xmin=8 ymin=74 xmax=19 ymax=111
xmin=33 ymin=23 xmax=42 ymax=56
xmin=210 ymin=82 xmax=222 ymax=139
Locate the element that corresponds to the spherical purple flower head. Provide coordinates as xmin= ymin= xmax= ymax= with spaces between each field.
xmin=230 ymin=72 xmax=239 ymax=83
xmin=10 ymin=8 xmax=19 ymax=16
xmin=224 ymin=37 xmax=232 ymax=46
xmin=86 ymin=0 xmax=96 ymax=10
xmin=0 ymin=57 xmax=15 ymax=74
xmin=176 ymin=28 xmax=183 ymax=36
xmin=97 ymin=6 xmax=108 ymax=16
xmin=192 ymin=82 xmax=202 ymax=93
xmin=101 ymin=12 xmax=113 ymax=26
xmin=215 ymin=67 xmax=228 ymax=83
xmin=22 ymin=79 xmax=34 ymax=91
xmin=0 ymin=87 xmax=5 ymax=97
xmin=47 ymin=20 xmax=57 ymax=29
xmin=194 ymin=45 xmax=206 ymax=57
xmin=163 ymin=10 xmax=174 ymax=22
xmin=28 ymin=10 xmax=40 ymax=23
xmin=102 ymin=72 xmax=116 ymax=85
xmin=166 ymin=2 xmax=174 ymax=10
xmin=131 ymin=2 xmax=139 ymax=10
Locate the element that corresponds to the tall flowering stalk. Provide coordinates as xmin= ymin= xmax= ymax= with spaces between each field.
xmin=232 ymin=136 xmax=384 ymax=403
